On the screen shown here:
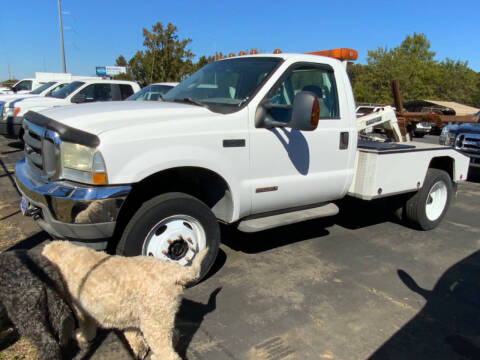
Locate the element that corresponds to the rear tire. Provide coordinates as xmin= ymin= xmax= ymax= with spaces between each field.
xmin=116 ymin=192 xmax=220 ymax=284
xmin=405 ymin=169 xmax=452 ymax=230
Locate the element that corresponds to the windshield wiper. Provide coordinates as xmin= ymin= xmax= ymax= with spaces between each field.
xmin=172 ymin=97 xmax=207 ymax=108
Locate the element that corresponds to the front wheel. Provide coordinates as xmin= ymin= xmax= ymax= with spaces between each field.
xmin=116 ymin=192 xmax=220 ymax=284
xmin=405 ymin=169 xmax=453 ymax=230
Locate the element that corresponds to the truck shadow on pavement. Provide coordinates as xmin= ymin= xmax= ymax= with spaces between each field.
xmin=370 ymin=250 xmax=480 ymax=360
xmin=221 ymin=198 xmax=400 ymax=254
xmin=221 ymin=218 xmax=331 ymax=254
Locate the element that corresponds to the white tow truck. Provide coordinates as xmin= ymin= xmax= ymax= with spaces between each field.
xmin=15 ymin=49 xmax=470 ymax=280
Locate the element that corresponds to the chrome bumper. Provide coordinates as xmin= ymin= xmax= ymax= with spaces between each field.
xmin=15 ymin=158 xmax=131 ymax=246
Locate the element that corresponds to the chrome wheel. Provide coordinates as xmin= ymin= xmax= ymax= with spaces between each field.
xmin=142 ymin=215 xmax=206 ymax=266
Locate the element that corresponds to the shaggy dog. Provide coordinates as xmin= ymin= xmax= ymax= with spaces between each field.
xmin=0 ymin=250 xmax=75 ymax=360
xmin=42 ymin=241 xmax=208 ymax=360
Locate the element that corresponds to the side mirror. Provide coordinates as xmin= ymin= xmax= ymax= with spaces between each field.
xmin=71 ymin=93 xmax=87 ymax=104
xmin=290 ymin=91 xmax=319 ymax=131
xmin=255 ymin=91 xmax=319 ymax=131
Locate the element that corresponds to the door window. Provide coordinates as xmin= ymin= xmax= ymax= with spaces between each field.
xmin=269 ymin=65 xmax=339 ymax=119
xmin=13 ymin=80 xmax=33 ymax=91
xmin=119 ymin=84 xmax=134 ymax=100
xmin=76 ymin=84 xmax=113 ymax=102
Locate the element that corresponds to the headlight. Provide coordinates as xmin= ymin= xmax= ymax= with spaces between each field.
xmin=444 ymin=132 xmax=456 ymax=146
xmin=60 ymin=142 xmax=107 ymax=185
xmin=2 ymin=107 xmax=20 ymax=120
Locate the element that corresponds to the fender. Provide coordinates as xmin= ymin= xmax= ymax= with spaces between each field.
xmin=103 ymin=144 xmax=249 ymax=221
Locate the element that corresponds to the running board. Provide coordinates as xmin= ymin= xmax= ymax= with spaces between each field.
xmin=237 ymin=203 xmax=339 ymax=233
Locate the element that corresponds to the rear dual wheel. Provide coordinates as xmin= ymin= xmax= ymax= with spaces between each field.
xmin=404 ymin=169 xmax=453 ymax=230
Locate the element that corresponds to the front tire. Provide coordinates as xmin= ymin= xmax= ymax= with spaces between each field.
xmin=116 ymin=192 xmax=220 ymax=283
xmin=405 ymin=169 xmax=452 ymax=230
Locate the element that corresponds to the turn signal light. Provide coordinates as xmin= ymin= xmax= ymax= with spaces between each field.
xmin=238 ymin=51 xmax=246 ymax=56
xmin=92 ymin=173 xmax=107 ymax=185
xmin=229 ymin=52 xmax=235 ymax=57
xmin=273 ymin=49 xmax=282 ymax=54
xmin=311 ymin=97 xmax=320 ymax=127
xmin=307 ymin=48 xmax=358 ymax=61
xmin=250 ymin=49 xmax=258 ymax=54
xmin=13 ymin=107 xmax=21 ymax=117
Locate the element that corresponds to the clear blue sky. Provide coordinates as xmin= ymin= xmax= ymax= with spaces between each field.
xmin=0 ymin=0 xmax=479 ymax=81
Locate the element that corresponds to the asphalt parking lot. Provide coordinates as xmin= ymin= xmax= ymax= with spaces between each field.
xmin=1 ymin=135 xmax=479 ymax=360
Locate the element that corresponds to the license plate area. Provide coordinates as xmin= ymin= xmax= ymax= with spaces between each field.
xmin=20 ymin=197 xmax=28 ymax=215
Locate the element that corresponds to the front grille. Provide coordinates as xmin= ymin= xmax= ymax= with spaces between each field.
xmin=23 ymin=120 xmax=60 ymax=180
xmin=456 ymin=133 xmax=480 ymax=154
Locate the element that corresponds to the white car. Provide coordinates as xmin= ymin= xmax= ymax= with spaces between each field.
xmin=413 ymin=122 xmax=432 ymax=137
xmin=0 ymin=79 xmax=140 ymax=139
xmin=127 ymin=82 xmax=179 ymax=101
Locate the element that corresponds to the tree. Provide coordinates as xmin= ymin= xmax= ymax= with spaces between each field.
xmin=126 ymin=22 xmax=195 ymax=84
xmin=350 ymin=33 xmax=480 ymax=108
xmin=351 ymin=33 xmax=438 ymax=104
xmin=115 ymin=55 xmax=127 ymax=67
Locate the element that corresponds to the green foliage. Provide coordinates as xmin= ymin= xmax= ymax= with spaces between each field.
xmin=351 ymin=33 xmax=480 ymax=108
xmin=0 ymin=79 xmax=18 ymax=88
xmin=115 ymin=55 xmax=127 ymax=67
xmin=122 ymin=22 xmax=197 ymax=85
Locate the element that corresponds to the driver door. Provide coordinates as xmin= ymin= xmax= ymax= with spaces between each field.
xmin=249 ymin=63 xmax=353 ymax=214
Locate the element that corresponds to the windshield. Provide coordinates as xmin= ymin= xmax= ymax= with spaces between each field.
xmin=127 ymin=84 xmax=174 ymax=101
xmin=47 ymin=81 xmax=85 ymax=99
xmin=163 ymin=57 xmax=282 ymax=113
xmin=30 ymin=82 xmax=56 ymax=95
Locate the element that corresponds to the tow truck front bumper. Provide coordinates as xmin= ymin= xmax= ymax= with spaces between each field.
xmin=14 ymin=158 xmax=131 ymax=249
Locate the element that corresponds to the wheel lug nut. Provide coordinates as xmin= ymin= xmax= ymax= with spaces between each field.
xmin=162 ymin=250 xmax=167 ymax=255
xmin=189 ymin=247 xmax=195 ymax=252
xmin=187 ymin=237 xmax=193 ymax=244
xmin=167 ymin=239 xmax=173 ymax=244
xmin=185 ymin=257 xmax=191 ymax=262
xmin=178 ymin=234 xmax=183 ymax=239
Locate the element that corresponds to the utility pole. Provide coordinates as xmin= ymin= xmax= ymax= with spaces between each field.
xmin=57 ymin=0 xmax=67 ymax=73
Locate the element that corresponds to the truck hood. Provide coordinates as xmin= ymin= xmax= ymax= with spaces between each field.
xmin=447 ymin=122 xmax=480 ymax=134
xmin=37 ymin=101 xmax=215 ymax=135
xmin=0 ymin=94 xmax=40 ymax=103
xmin=14 ymin=96 xmax=67 ymax=111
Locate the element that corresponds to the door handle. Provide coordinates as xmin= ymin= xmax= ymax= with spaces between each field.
xmin=340 ymin=132 xmax=349 ymax=150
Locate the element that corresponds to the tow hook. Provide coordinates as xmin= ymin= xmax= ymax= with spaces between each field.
xmin=25 ymin=206 xmax=41 ymax=219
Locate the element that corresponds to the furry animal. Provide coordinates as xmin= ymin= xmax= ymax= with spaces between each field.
xmin=42 ymin=241 xmax=208 ymax=360
xmin=0 ymin=250 xmax=75 ymax=360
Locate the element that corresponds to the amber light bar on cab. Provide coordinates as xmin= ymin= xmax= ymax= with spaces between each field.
xmin=307 ymin=48 xmax=358 ymax=61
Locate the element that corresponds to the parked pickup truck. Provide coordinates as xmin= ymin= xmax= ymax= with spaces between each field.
xmin=1 ymin=79 xmax=140 ymax=140
xmin=15 ymin=49 xmax=470 ymax=280
xmin=127 ymin=82 xmax=179 ymax=101
xmin=439 ymin=111 xmax=480 ymax=167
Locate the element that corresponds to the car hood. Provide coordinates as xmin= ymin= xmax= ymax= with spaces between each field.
xmin=36 ymin=101 xmax=216 ymax=135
